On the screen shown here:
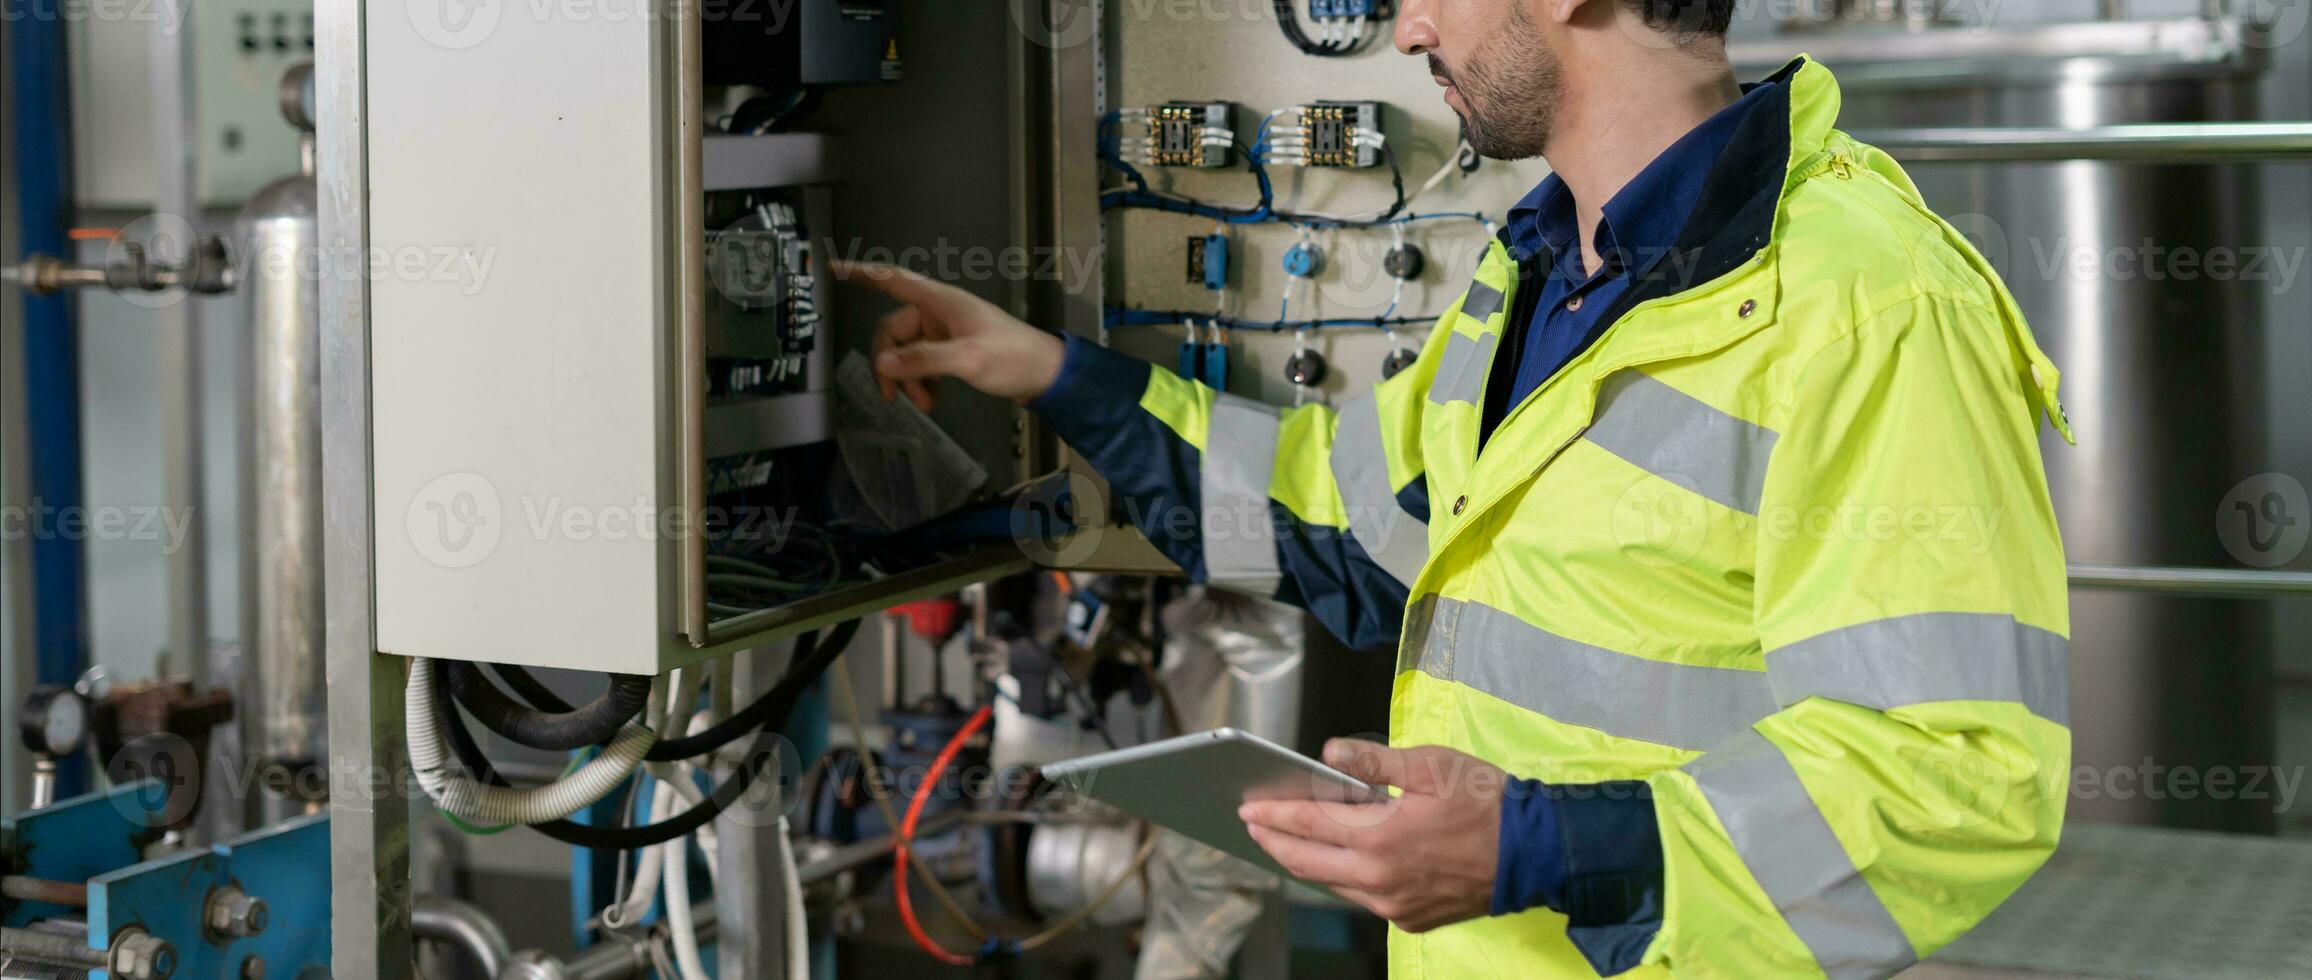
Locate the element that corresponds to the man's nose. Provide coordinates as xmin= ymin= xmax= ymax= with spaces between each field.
xmin=1394 ymin=0 xmax=1437 ymax=54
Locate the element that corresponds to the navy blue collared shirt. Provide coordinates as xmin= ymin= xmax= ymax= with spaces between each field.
xmin=1480 ymin=80 xmax=1779 ymax=445
xmin=1485 ymin=79 xmax=1780 ymax=923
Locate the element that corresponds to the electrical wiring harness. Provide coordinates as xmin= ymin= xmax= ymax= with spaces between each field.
xmin=415 ymin=617 xmax=863 ymax=850
xmin=407 ymin=659 xmax=662 ymax=825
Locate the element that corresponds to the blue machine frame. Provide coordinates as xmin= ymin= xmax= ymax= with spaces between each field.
xmin=4 ymin=783 xmax=331 ymax=978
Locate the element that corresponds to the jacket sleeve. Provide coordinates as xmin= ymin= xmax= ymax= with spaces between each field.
xmin=1632 ymin=294 xmax=2072 ymax=978
xmin=1026 ymin=322 xmax=1448 ymax=649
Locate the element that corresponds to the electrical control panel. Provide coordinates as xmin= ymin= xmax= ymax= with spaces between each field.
xmin=200 ymin=0 xmax=314 ymax=202
xmin=70 ymin=0 xmax=310 ymax=206
xmin=364 ymin=1 xmax=1051 ymax=673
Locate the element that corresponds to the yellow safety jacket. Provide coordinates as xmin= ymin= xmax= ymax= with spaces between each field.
xmin=1034 ymin=56 xmax=2072 ymax=978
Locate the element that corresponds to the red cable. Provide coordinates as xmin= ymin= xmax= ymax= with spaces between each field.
xmin=894 ymin=704 xmax=993 ymax=966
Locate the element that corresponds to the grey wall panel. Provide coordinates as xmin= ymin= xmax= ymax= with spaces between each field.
xmin=1109 ymin=5 xmax=1549 ymax=404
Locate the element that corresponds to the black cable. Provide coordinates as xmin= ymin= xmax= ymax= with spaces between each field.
xmin=488 ymin=622 xmax=863 ymax=763
xmin=434 ymin=620 xmax=861 ymax=850
xmin=444 ymin=662 xmax=652 ymax=752
xmin=645 ymin=618 xmax=861 ymax=761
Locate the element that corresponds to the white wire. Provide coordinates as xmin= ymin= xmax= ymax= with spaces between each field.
xmin=777 ymin=816 xmax=809 ymax=980
xmin=600 ymin=776 xmax=678 ymax=930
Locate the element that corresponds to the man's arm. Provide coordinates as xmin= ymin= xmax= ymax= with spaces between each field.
xmin=839 ymin=261 xmax=1441 ymax=649
xmin=1632 ymin=293 xmax=2071 ymax=977
xmin=1240 ymin=294 xmax=2070 ymax=979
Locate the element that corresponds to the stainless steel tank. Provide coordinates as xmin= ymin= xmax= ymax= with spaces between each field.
xmin=238 ymin=65 xmax=326 ymax=790
xmin=1737 ymin=17 xmax=2275 ymax=832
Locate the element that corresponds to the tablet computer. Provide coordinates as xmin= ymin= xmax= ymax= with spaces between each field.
xmin=1038 ymin=728 xmax=1384 ymax=880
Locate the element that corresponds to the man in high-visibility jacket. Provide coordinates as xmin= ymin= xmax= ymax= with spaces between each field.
xmin=838 ymin=0 xmax=2073 ymax=972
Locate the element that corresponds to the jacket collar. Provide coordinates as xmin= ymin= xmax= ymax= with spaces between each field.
xmin=1558 ymin=55 xmax=1841 ymax=363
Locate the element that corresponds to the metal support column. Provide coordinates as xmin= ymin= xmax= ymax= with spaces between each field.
xmin=7 ymin=0 xmax=91 ymax=797
xmin=318 ymin=0 xmax=414 ymax=971
xmin=715 ymin=644 xmax=791 ymax=978
xmin=149 ymin=0 xmax=211 ymax=689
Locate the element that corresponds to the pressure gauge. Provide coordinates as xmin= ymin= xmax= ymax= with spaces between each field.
xmin=18 ymin=685 xmax=89 ymax=758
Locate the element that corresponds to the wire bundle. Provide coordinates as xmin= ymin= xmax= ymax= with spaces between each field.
xmin=412 ymin=616 xmax=863 ymax=851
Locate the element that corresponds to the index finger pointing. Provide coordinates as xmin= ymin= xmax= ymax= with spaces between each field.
xmin=831 ymin=260 xmax=961 ymax=316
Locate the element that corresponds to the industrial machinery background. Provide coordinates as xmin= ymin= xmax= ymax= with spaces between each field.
xmin=1740 ymin=14 xmax=2278 ymax=832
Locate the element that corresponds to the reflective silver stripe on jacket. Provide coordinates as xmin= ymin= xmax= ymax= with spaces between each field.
xmin=1686 ymin=728 xmax=1918 ymax=979
xmin=1202 ymin=393 xmax=1282 ymax=595
xmin=1460 ymin=278 xmax=1506 ymax=323
xmin=1767 ymin=613 xmax=2071 ymax=725
xmin=1584 ymin=370 xmax=1780 ymax=515
xmin=1426 ymin=331 xmax=1498 ymax=407
xmin=1330 ymin=392 xmax=1427 ymax=585
xmin=1398 ymin=595 xmax=1777 ymax=751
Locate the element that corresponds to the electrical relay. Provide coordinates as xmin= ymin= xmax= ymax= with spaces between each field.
xmin=1261 ymin=101 xmax=1385 ymax=168
xmin=1143 ymin=102 xmax=1236 ymax=168
xmin=705 ymin=193 xmax=819 ymax=397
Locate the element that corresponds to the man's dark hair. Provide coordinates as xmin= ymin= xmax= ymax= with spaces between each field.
xmin=1629 ymin=0 xmax=1737 ymax=35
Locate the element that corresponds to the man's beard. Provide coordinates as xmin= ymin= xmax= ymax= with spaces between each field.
xmin=1430 ymin=12 xmax=1559 ymax=161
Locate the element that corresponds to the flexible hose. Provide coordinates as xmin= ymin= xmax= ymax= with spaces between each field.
xmin=894 ymin=705 xmax=993 ymax=966
xmin=489 ymin=662 xmax=577 ymax=713
xmin=407 ymin=659 xmax=658 ymax=824
xmin=444 ymin=661 xmax=652 ymax=751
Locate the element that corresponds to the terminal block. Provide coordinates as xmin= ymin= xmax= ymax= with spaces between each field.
xmin=1260 ymin=101 xmax=1384 ymax=169
xmin=1138 ymin=101 xmax=1236 ymax=168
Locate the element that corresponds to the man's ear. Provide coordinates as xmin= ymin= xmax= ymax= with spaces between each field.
xmin=1538 ymin=0 xmax=1596 ymax=26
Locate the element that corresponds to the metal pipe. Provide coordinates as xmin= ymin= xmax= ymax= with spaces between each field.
xmin=0 ymin=876 xmax=87 ymax=908
xmin=148 ymin=0 xmax=209 ymax=694
xmin=0 ymin=927 xmax=105 ymax=970
xmin=411 ymin=896 xmax=513 ymax=978
xmin=536 ymin=906 xmax=720 ymax=980
xmin=1851 ymin=122 xmax=2312 ymax=163
xmin=2068 ymin=563 xmax=2312 ymax=598
xmin=8 ymin=0 xmax=92 ymax=799
xmin=240 ymin=87 xmax=327 ymax=776
xmin=501 ymin=815 xmax=973 ymax=980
